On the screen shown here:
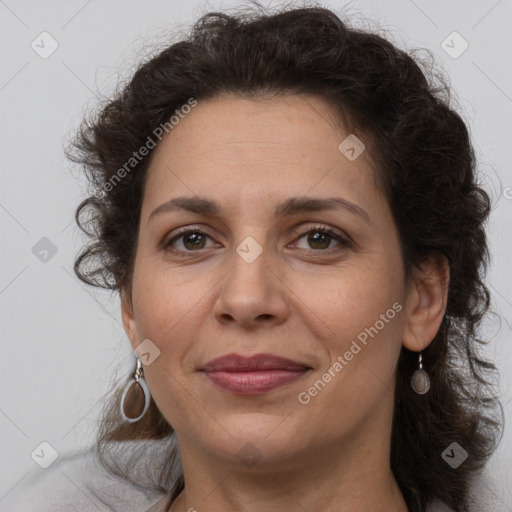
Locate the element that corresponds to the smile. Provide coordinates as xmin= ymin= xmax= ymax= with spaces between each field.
xmin=200 ymin=353 xmax=312 ymax=395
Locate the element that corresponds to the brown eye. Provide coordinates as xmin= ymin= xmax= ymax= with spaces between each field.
xmin=293 ymin=225 xmax=352 ymax=251
xmin=306 ymin=231 xmax=331 ymax=250
xmin=181 ymin=232 xmax=207 ymax=250
xmin=163 ymin=229 xmax=214 ymax=252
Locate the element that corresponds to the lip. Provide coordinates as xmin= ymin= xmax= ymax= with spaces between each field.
xmin=200 ymin=353 xmax=311 ymax=395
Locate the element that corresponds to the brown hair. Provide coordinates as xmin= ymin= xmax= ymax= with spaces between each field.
xmin=67 ymin=3 xmax=503 ymax=511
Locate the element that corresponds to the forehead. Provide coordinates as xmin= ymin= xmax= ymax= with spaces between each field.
xmin=154 ymin=93 xmax=346 ymax=156
xmin=141 ymin=93 xmax=381 ymax=217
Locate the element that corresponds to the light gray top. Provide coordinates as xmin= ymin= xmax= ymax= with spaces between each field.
xmin=2 ymin=442 xmax=504 ymax=512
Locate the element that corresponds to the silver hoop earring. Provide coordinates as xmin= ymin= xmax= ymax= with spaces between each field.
xmin=411 ymin=352 xmax=430 ymax=395
xmin=120 ymin=357 xmax=151 ymax=422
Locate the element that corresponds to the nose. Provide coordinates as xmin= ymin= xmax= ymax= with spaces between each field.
xmin=213 ymin=243 xmax=290 ymax=330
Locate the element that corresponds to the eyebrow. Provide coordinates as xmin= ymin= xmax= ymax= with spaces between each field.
xmin=147 ymin=196 xmax=370 ymax=224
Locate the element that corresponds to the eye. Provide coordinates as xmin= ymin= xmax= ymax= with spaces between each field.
xmin=162 ymin=228 xmax=217 ymax=253
xmin=291 ymin=224 xmax=352 ymax=251
xmin=162 ymin=224 xmax=352 ymax=255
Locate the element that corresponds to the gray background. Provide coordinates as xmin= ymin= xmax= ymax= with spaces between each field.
xmin=1 ymin=0 xmax=511 ymax=509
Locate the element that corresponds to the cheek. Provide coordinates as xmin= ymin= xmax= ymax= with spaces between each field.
xmin=298 ymin=259 xmax=403 ymax=341
xmin=293 ymin=270 xmax=404 ymax=433
xmin=130 ymin=268 xmax=207 ymax=428
xmin=131 ymin=259 xmax=213 ymax=343
xmin=295 ymin=258 xmax=406 ymax=399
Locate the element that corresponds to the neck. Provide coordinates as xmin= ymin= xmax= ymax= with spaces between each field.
xmin=169 ymin=430 xmax=408 ymax=512
xmin=171 ymin=468 xmax=407 ymax=512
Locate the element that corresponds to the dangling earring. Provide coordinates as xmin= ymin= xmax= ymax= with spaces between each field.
xmin=411 ymin=352 xmax=430 ymax=394
xmin=120 ymin=357 xmax=151 ymax=422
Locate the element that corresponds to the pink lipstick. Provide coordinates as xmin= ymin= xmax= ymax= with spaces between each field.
xmin=200 ymin=353 xmax=311 ymax=395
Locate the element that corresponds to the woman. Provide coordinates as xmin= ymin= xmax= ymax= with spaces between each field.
xmin=23 ymin=4 xmax=504 ymax=512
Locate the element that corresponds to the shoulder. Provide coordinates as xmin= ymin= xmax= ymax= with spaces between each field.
xmin=426 ymin=466 xmax=511 ymax=512
xmin=3 ymin=447 xmax=167 ymax=512
xmin=145 ymin=495 xmax=171 ymax=512
xmin=426 ymin=501 xmax=455 ymax=512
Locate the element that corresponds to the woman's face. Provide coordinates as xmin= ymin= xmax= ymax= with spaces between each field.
xmin=122 ymin=93 xmax=419 ymax=470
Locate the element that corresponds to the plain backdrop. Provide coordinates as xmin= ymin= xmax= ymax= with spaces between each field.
xmin=1 ymin=0 xmax=511 ymax=509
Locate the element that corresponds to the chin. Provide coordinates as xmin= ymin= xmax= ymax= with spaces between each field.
xmin=194 ymin=413 xmax=312 ymax=467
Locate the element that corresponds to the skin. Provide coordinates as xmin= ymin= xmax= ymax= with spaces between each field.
xmin=121 ymin=93 xmax=449 ymax=512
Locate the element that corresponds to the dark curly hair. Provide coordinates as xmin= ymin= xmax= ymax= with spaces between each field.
xmin=66 ymin=3 xmax=503 ymax=511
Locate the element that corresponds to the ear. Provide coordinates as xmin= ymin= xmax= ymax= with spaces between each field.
xmin=121 ymin=288 xmax=139 ymax=352
xmin=402 ymin=252 xmax=450 ymax=351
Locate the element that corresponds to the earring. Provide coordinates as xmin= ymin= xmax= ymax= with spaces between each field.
xmin=120 ymin=357 xmax=151 ymax=422
xmin=411 ymin=352 xmax=430 ymax=394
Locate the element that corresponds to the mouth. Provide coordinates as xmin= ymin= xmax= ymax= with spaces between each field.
xmin=200 ymin=353 xmax=312 ymax=395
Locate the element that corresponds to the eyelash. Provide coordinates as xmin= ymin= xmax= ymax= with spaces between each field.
xmin=162 ymin=224 xmax=352 ymax=255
